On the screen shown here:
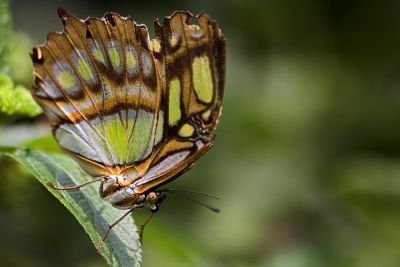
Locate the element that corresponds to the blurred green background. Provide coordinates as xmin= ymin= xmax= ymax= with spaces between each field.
xmin=2 ymin=0 xmax=400 ymax=266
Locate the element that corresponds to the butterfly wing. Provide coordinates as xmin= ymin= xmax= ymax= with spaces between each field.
xmin=130 ymin=11 xmax=226 ymax=193
xmin=31 ymin=10 xmax=225 ymax=188
xmin=31 ymin=10 xmax=164 ymax=176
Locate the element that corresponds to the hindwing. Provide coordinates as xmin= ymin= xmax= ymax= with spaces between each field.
xmin=131 ymin=11 xmax=226 ymax=193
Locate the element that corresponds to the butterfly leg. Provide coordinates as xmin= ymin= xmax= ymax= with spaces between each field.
xmin=47 ymin=176 xmax=104 ymax=190
xmin=139 ymin=211 xmax=155 ymax=244
xmin=96 ymin=204 xmax=144 ymax=254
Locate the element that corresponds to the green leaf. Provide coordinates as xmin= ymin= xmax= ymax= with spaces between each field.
xmin=1 ymin=147 xmax=142 ymax=267
xmin=0 ymin=0 xmax=41 ymax=125
xmin=0 ymin=0 xmax=11 ymax=73
xmin=0 ymin=74 xmax=42 ymax=124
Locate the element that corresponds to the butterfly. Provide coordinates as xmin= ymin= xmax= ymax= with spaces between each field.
xmin=31 ymin=9 xmax=225 ymax=250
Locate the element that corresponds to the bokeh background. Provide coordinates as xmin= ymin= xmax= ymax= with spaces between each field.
xmin=2 ymin=0 xmax=400 ymax=266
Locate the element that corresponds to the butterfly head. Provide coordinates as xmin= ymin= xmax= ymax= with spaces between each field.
xmin=99 ymin=175 xmax=166 ymax=211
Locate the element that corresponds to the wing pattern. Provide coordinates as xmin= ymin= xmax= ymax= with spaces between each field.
xmin=31 ymin=10 xmax=226 ymax=190
xmin=32 ymin=10 xmax=163 ymax=175
xmin=131 ymin=11 xmax=226 ymax=193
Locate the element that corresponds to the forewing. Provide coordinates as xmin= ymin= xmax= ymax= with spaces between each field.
xmin=131 ymin=11 xmax=226 ymax=193
xmin=31 ymin=10 xmax=164 ymax=175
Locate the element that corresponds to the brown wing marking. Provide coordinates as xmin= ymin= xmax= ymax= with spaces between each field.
xmin=122 ymin=11 xmax=226 ymax=192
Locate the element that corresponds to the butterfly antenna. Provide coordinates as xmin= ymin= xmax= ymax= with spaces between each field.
xmin=163 ymin=188 xmax=219 ymax=199
xmin=163 ymin=189 xmax=220 ymax=213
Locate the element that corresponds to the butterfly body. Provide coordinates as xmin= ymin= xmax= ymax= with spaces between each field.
xmin=31 ymin=10 xmax=225 ymax=214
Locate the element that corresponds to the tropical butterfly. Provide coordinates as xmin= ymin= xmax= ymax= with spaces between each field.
xmin=31 ymin=9 xmax=225 ymax=250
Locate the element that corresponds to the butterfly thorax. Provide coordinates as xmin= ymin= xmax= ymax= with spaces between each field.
xmin=99 ymin=174 xmax=166 ymax=210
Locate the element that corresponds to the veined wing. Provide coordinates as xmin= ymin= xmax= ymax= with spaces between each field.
xmin=126 ymin=11 xmax=226 ymax=193
xmin=31 ymin=10 xmax=164 ymax=176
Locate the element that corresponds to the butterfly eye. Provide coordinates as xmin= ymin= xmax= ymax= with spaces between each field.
xmin=146 ymin=192 xmax=158 ymax=205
